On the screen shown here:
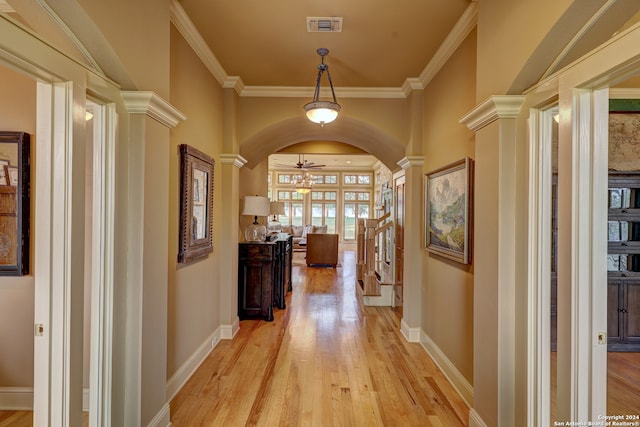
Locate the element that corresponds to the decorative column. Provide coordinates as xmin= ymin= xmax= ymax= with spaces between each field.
xmin=121 ymin=91 xmax=186 ymax=427
xmin=459 ymin=95 xmax=524 ymax=427
xmin=397 ymin=156 xmax=425 ymax=342
xmin=218 ymin=153 xmax=246 ymax=338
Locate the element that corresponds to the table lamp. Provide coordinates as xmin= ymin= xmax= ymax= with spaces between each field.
xmin=268 ymin=201 xmax=286 ymax=232
xmin=242 ymin=195 xmax=270 ymax=241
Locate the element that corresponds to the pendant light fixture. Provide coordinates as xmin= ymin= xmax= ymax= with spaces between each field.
xmin=303 ymin=48 xmax=340 ymax=126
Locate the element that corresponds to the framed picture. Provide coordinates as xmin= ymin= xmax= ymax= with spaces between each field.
xmin=6 ymin=166 xmax=18 ymax=186
xmin=0 ymin=159 xmax=8 ymax=185
xmin=178 ymin=144 xmax=215 ymax=263
xmin=0 ymin=132 xmax=30 ymax=275
xmin=424 ymin=157 xmax=473 ymax=264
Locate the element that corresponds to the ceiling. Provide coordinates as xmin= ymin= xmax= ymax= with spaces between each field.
xmin=269 ymin=153 xmax=378 ymax=171
xmin=177 ymin=0 xmax=472 ymax=89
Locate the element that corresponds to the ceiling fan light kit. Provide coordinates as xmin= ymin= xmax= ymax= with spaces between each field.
xmin=304 ymin=48 xmax=340 ymax=126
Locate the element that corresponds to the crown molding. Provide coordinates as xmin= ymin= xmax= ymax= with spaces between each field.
xmin=398 ymin=156 xmax=425 ymax=170
xmin=220 ymin=154 xmax=247 ymax=168
xmin=0 ymin=0 xmax=14 ymax=13
xmin=418 ymin=2 xmax=477 ymax=88
xmin=170 ymin=0 xmax=243 ymax=94
xmin=121 ymin=91 xmax=186 ymax=128
xmin=459 ymin=95 xmax=525 ymax=132
xmin=240 ymin=85 xmax=406 ymax=99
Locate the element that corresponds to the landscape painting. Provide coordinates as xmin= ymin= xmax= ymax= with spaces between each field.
xmin=425 ymin=158 xmax=473 ymax=264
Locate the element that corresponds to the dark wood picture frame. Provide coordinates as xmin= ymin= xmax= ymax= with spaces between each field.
xmin=178 ymin=144 xmax=214 ymax=263
xmin=424 ymin=157 xmax=473 ymax=264
xmin=0 ymin=131 xmax=30 ymax=275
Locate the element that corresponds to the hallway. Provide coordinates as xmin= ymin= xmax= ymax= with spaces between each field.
xmin=169 ymin=247 xmax=470 ymax=426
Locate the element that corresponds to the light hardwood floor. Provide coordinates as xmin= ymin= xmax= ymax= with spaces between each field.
xmin=170 ymin=247 xmax=470 ymax=426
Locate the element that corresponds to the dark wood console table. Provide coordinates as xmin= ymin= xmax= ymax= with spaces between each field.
xmin=238 ymin=234 xmax=292 ymax=321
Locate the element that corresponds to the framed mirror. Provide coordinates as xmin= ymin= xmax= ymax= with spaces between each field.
xmin=0 ymin=131 xmax=30 ymax=275
xmin=178 ymin=144 xmax=214 ymax=263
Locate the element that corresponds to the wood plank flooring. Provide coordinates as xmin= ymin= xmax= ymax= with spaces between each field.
xmin=170 ymin=247 xmax=470 ymax=426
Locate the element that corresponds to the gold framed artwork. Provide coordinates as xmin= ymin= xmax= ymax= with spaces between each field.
xmin=424 ymin=157 xmax=473 ymax=264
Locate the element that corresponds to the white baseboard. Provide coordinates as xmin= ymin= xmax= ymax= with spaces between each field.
xmin=469 ymin=408 xmax=488 ymax=427
xmin=362 ymin=284 xmax=394 ymax=306
xmin=220 ymin=317 xmax=239 ymax=340
xmin=166 ymin=329 xmax=221 ymax=401
xmin=0 ymin=387 xmax=90 ymax=411
xmin=400 ymin=319 xmax=421 ymax=342
xmin=420 ymin=331 xmax=473 ymax=408
xmin=147 ymin=402 xmax=171 ymax=427
xmin=0 ymin=387 xmax=33 ymax=410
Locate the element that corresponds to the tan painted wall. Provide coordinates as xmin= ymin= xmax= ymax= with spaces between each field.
xmin=476 ymin=0 xmax=573 ymax=100
xmin=167 ymin=24 xmax=225 ymax=380
xmin=238 ymin=97 xmax=408 ymax=147
xmin=76 ymin=0 xmax=171 ymax=97
xmin=0 ymin=65 xmax=36 ymax=388
xmin=421 ymin=29 xmax=477 ymax=384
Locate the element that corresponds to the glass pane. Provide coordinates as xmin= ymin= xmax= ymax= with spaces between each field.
xmin=357 ymin=203 xmax=369 ymax=219
xmin=344 ymin=175 xmax=356 ymax=184
xmin=344 ymin=192 xmax=356 ymax=200
xmin=311 ymin=191 xmax=322 ymax=200
xmin=358 ymin=175 xmax=371 ymax=185
xmin=312 ymin=175 xmax=323 ymax=183
xmin=326 ymin=191 xmax=337 ymax=200
xmin=278 ymin=191 xmax=290 ymax=200
xmin=344 ymin=203 xmax=356 ymax=240
xmin=278 ymin=175 xmax=291 ymax=184
xmin=326 ymin=175 xmax=337 ymax=184
xmin=291 ymin=202 xmax=303 ymax=226
xmin=192 ymin=167 xmax=208 ymax=239
xmin=358 ymin=192 xmax=370 ymax=201
xmin=311 ymin=203 xmax=323 ymax=226
xmin=325 ymin=203 xmax=336 ymax=233
xmin=292 ymin=192 xmax=304 ymax=200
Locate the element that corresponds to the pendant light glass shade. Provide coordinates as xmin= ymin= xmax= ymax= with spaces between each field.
xmin=304 ymin=48 xmax=340 ymax=126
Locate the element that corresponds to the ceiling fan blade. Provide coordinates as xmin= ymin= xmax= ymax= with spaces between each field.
xmin=303 ymin=164 xmax=325 ymax=169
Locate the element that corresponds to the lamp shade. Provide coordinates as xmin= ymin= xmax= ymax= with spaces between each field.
xmin=242 ymin=196 xmax=270 ymax=217
xmin=304 ymin=101 xmax=340 ymax=125
xmin=270 ymin=201 xmax=286 ymax=216
xmin=242 ymin=196 xmax=270 ymax=241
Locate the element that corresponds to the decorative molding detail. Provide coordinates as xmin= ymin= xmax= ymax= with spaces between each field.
xmin=166 ymin=330 xmax=220 ymax=402
xmin=402 ymin=78 xmax=424 ymax=96
xmin=469 ymin=408 xmax=488 ymax=427
xmin=459 ymin=95 xmax=525 ymax=132
xmin=240 ymin=85 xmax=406 ymax=99
xmin=121 ymin=91 xmax=186 ymax=128
xmin=33 ymin=0 xmax=104 ymax=75
xmin=147 ymin=402 xmax=171 ymax=427
xmin=220 ymin=317 xmax=240 ymax=339
xmin=397 ymin=156 xmax=425 ymax=170
xmin=609 ymin=88 xmax=640 ymax=99
xmin=0 ymin=0 xmax=15 ymax=13
xmin=220 ymin=153 xmax=248 ymax=168
xmin=400 ymin=319 xmax=421 ymax=342
xmin=420 ymin=331 xmax=473 ymax=407
xmin=169 ymin=0 xmax=241 ymax=93
xmin=418 ymin=2 xmax=477 ymax=88
xmin=0 ymin=387 xmax=33 ymax=410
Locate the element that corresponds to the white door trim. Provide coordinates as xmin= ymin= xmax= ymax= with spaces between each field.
xmin=87 ymin=100 xmax=117 ymax=427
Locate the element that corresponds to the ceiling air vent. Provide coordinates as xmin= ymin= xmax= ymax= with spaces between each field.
xmin=306 ymin=17 xmax=343 ymax=33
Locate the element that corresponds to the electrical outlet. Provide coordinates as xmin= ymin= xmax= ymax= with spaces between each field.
xmin=597 ymin=332 xmax=607 ymax=344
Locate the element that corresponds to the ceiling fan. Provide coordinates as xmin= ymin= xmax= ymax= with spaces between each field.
xmin=274 ymin=154 xmax=325 ymax=170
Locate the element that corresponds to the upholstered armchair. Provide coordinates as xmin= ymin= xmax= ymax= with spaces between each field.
xmin=305 ymin=233 xmax=339 ymax=267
